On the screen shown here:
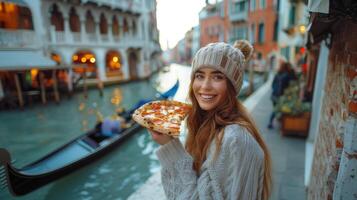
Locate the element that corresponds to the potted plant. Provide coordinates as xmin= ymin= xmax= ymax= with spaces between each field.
xmin=275 ymin=80 xmax=312 ymax=137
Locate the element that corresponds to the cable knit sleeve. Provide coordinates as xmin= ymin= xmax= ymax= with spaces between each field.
xmin=156 ymin=139 xmax=224 ymax=200
xmin=223 ymin=125 xmax=265 ymax=200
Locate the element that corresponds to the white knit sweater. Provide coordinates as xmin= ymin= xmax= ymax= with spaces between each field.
xmin=156 ymin=124 xmax=265 ymax=200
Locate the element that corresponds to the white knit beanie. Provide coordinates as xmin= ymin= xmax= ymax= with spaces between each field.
xmin=191 ymin=40 xmax=253 ymax=95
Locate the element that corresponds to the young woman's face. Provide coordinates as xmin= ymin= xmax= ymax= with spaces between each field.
xmin=192 ymin=67 xmax=228 ymax=111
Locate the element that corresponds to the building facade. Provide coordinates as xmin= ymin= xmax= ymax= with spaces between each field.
xmin=199 ymin=1 xmax=228 ymax=47
xmin=248 ymin=0 xmax=278 ymax=61
xmin=191 ymin=25 xmax=200 ymax=59
xmin=277 ymin=0 xmax=308 ymax=65
xmin=228 ymin=0 xmax=248 ymax=44
xmin=0 ymin=0 xmax=161 ymax=83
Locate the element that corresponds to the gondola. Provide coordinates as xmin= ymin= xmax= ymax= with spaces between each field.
xmin=0 ymin=80 xmax=179 ymax=196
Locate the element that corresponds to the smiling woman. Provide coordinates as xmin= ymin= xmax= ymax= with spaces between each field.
xmin=148 ymin=40 xmax=273 ymax=200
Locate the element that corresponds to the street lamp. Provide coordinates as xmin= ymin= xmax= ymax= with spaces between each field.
xmin=299 ymin=25 xmax=306 ymax=34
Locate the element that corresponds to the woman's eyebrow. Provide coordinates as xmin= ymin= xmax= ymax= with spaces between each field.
xmin=211 ymin=70 xmax=223 ymax=74
xmin=195 ymin=70 xmax=223 ymax=75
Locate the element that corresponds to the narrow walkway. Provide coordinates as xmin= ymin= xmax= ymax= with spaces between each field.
xmin=128 ymin=77 xmax=307 ymax=200
xmin=250 ymin=84 xmax=307 ymax=200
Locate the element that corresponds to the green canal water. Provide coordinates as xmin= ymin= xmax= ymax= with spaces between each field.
xmin=0 ymin=64 xmax=192 ymax=200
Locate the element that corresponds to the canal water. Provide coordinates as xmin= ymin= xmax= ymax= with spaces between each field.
xmin=0 ymin=64 xmax=191 ymax=200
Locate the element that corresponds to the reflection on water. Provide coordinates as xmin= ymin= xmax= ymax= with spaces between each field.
xmin=79 ymin=102 xmax=86 ymax=111
xmin=110 ymin=88 xmax=123 ymax=107
xmin=0 ymin=64 xmax=188 ymax=200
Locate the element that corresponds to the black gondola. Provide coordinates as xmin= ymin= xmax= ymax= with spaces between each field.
xmin=0 ymin=80 xmax=179 ymax=196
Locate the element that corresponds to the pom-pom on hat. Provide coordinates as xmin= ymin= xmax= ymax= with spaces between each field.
xmin=191 ymin=40 xmax=253 ymax=95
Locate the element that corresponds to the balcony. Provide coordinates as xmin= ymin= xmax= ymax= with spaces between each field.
xmin=87 ymin=33 xmax=98 ymax=43
xmin=101 ymin=34 xmax=109 ymax=42
xmin=199 ymin=3 xmax=223 ymax=19
xmin=229 ymin=11 xmax=248 ymax=22
xmin=229 ymin=0 xmax=249 ymax=22
xmin=0 ymin=29 xmax=39 ymax=48
xmin=72 ymin=32 xmax=82 ymax=42
xmin=81 ymin=0 xmax=141 ymax=14
xmin=113 ymin=35 xmax=120 ymax=42
xmin=54 ymin=31 xmax=66 ymax=43
xmin=229 ymin=0 xmax=248 ymax=22
xmin=49 ymin=28 xmax=144 ymax=48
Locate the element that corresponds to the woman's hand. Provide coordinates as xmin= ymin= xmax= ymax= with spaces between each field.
xmin=148 ymin=129 xmax=173 ymax=145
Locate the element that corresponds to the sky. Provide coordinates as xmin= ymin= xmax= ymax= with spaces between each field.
xmin=156 ymin=0 xmax=206 ymax=50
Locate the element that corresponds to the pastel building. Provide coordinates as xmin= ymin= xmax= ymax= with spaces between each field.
xmin=191 ymin=26 xmax=200 ymax=58
xmin=0 ymin=0 xmax=161 ymax=107
xmin=228 ymin=0 xmax=248 ymax=44
xmin=199 ymin=1 xmax=227 ymax=47
xmin=277 ymin=0 xmax=308 ymax=63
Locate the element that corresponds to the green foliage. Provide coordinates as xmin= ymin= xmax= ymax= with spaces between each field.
xmin=274 ymin=80 xmax=311 ymax=118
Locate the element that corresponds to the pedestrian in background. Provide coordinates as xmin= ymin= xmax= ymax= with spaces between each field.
xmin=267 ymin=61 xmax=297 ymax=129
xmin=148 ymin=40 xmax=272 ymax=200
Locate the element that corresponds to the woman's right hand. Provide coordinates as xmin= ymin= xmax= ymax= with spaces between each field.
xmin=148 ymin=129 xmax=173 ymax=145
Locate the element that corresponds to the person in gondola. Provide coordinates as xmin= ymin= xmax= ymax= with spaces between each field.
xmin=94 ymin=107 xmax=132 ymax=138
xmin=100 ymin=115 xmax=132 ymax=137
xmin=146 ymin=41 xmax=272 ymax=200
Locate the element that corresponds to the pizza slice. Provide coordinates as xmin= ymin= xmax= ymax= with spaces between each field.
xmin=132 ymin=100 xmax=191 ymax=137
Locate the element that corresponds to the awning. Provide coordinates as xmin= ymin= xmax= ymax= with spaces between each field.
xmin=308 ymin=0 xmax=329 ymax=14
xmin=0 ymin=0 xmax=27 ymax=7
xmin=0 ymin=50 xmax=58 ymax=71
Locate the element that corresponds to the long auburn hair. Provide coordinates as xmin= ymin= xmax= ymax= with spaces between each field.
xmin=185 ymin=79 xmax=272 ymax=200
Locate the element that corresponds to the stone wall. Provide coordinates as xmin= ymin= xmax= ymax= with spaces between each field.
xmin=307 ymin=20 xmax=357 ymax=200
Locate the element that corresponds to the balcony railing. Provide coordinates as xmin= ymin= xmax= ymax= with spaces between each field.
xmin=199 ymin=9 xmax=222 ymax=19
xmin=229 ymin=11 xmax=248 ymax=22
xmin=72 ymin=32 xmax=81 ymax=42
xmin=101 ymin=34 xmax=109 ymax=42
xmin=0 ymin=29 xmax=39 ymax=48
xmin=48 ymin=29 xmax=147 ymax=49
xmin=87 ymin=33 xmax=97 ymax=42
xmin=113 ymin=35 xmax=120 ymax=42
xmin=81 ymin=0 xmax=141 ymax=13
xmin=55 ymin=31 xmax=65 ymax=43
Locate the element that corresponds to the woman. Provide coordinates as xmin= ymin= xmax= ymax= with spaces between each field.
xmin=149 ymin=41 xmax=272 ymax=200
xmin=267 ymin=61 xmax=296 ymax=129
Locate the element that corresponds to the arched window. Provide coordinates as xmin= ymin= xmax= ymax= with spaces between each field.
xmin=72 ymin=50 xmax=97 ymax=78
xmin=106 ymin=50 xmax=123 ymax=77
xmin=123 ymin=18 xmax=129 ymax=33
xmin=128 ymin=51 xmax=138 ymax=79
xmin=85 ymin=11 xmax=95 ymax=33
xmin=99 ymin=13 xmax=107 ymax=34
xmin=69 ymin=7 xmax=80 ymax=32
xmin=18 ymin=6 xmax=33 ymax=30
xmin=50 ymin=4 xmax=64 ymax=31
xmin=0 ymin=2 xmax=33 ymax=30
xmin=112 ymin=16 xmax=119 ymax=36
xmin=132 ymin=20 xmax=137 ymax=35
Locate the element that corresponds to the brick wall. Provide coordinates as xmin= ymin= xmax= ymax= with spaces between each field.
xmin=307 ymin=20 xmax=357 ymax=200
